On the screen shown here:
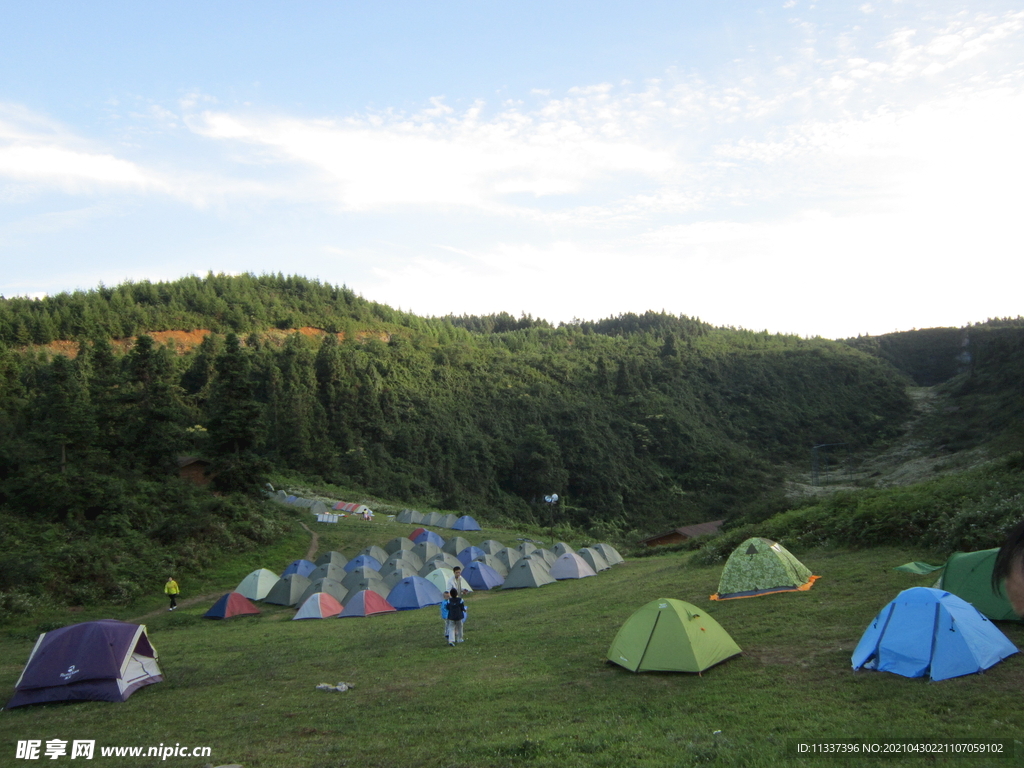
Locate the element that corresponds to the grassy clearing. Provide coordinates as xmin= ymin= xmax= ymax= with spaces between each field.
xmin=2 ymin=534 xmax=1023 ymax=767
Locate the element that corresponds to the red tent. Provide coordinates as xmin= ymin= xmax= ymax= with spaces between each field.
xmin=204 ymin=592 xmax=261 ymax=619
xmin=338 ymin=590 xmax=396 ymax=617
xmin=293 ymin=592 xmax=343 ymax=620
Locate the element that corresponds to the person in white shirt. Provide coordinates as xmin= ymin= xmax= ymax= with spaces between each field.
xmin=445 ymin=565 xmax=469 ymax=596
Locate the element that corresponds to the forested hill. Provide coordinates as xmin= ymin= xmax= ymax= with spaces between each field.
xmin=843 ymin=319 xmax=1024 ymax=454
xmin=1 ymin=272 xmax=914 ymax=535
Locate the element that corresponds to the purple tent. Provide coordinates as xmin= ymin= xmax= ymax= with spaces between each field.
xmin=7 ymin=620 xmax=163 ymax=708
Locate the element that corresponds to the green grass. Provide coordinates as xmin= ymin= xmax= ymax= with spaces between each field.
xmin=2 ymin=537 xmax=1023 ymax=767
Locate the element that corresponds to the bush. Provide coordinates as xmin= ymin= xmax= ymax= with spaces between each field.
xmin=687 ymin=457 xmax=1024 ymax=562
xmin=924 ymin=491 xmax=1024 ymax=552
xmin=0 ymin=589 xmax=43 ymax=621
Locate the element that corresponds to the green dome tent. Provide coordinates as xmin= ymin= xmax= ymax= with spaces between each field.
xmin=935 ymin=549 xmax=1021 ymax=622
xmin=235 ymin=569 xmax=280 ymax=601
xmin=382 ymin=565 xmax=419 ymax=590
xmin=358 ymin=545 xmax=389 ymax=565
xmin=608 ymin=598 xmax=741 ymax=673
xmin=578 ymin=547 xmax=610 ymax=572
xmin=262 ymin=574 xmax=312 ymax=606
xmin=308 ymin=562 xmax=346 ymax=584
xmin=384 ymin=537 xmax=416 ymax=556
xmin=495 ymin=547 xmax=522 ymax=571
xmin=442 ymin=536 xmax=472 ymax=556
xmin=502 ymin=557 xmax=556 ymax=589
xmin=711 ymin=537 xmax=818 ymax=601
xmin=298 ymin=577 xmax=349 ymax=608
xmin=314 ymin=551 xmax=348 ymax=569
xmin=594 ymin=543 xmax=625 ymax=566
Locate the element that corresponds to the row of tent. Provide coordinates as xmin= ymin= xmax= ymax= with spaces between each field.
xmin=207 ymin=585 xmax=405 ymax=619
xmin=395 ymin=509 xmax=481 ymax=531
xmin=212 ymin=531 xmax=625 ymax=621
xmin=268 ymin=490 xmax=374 ymax=519
xmin=268 ymin=491 xmax=484 ymax=531
xmin=7 ymin=536 xmax=1020 ymax=709
xmin=7 ymin=588 xmax=1015 ymax=712
xmin=610 ymin=536 xmax=1019 ymax=681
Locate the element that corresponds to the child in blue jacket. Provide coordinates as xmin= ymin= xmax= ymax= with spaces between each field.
xmin=442 ymin=589 xmax=467 ymax=646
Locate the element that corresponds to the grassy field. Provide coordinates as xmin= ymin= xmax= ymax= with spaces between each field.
xmin=2 ymin=515 xmax=1023 ymax=767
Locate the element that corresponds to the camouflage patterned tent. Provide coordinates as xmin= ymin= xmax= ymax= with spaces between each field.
xmin=711 ymin=537 xmax=818 ymax=600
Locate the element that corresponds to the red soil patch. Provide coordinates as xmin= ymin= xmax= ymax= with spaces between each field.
xmin=30 ymin=327 xmax=391 ymax=358
xmin=149 ymin=329 xmax=215 ymax=348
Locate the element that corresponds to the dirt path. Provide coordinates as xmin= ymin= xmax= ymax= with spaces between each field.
xmin=300 ymin=521 xmax=319 ymax=561
xmin=129 ymin=523 xmax=319 ymax=623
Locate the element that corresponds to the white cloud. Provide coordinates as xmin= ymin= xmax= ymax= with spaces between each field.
xmin=164 ymin=7 xmax=1024 ymax=230
xmin=0 ymin=104 xmax=155 ymax=193
xmin=0 ymin=103 xmax=169 ymax=197
xmin=4 ymin=4 xmax=1024 ymax=337
xmin=186 ymin=96 xmax=676 ymax=213
xmin=359 ymin=184 xmax=1022 ymax=338
xmin=881 ymin=11 xmax=1024 ymax=80
xmin=0 ymin=103 xmax=289 ymax=209
xmin=0 ymin=144 xmax=151 ymax=188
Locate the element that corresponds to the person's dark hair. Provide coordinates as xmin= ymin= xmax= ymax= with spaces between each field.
xmin=453 ymin=566 xmax=461 ymax=572
xmin=992 ymin=518 xmax=1024 ymax=594
xmin=450 ymin=588 xmax=458 ymax=597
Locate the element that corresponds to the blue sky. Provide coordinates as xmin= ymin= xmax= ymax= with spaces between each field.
xmin=2 ymin=1 xmax=1022 ymax=338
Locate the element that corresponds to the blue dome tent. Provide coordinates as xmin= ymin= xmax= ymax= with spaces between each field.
xmin=387 ymin=576 xmax=445 ymax=610
xmin=852 ymin=587 xmax=1018 ymax=681
xmin=463 ymin=561 xmax=505 ymax=590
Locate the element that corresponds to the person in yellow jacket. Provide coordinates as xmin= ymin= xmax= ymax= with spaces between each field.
xmin=164 ymin=576 xmax=180 ymax=611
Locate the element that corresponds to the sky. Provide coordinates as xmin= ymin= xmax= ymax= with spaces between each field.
xmin=1 ymin=1 xmax=1022 ymax=339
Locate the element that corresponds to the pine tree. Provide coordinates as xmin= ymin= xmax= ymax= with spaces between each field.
xmin=277 ymin=334 xmax=331 ymax=469
xmin=315 ymin=334 xmax=353 ymax=449
xmin=120 ymin=335 xmax=191 ymax=473
xmin=204 ymin=333 xmax=269 ymax=494
xmin=28 ymin=355 xmax=96 ymax=473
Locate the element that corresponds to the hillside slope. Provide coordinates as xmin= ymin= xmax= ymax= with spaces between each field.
xmin=0 ymin=274 xmax=914 ymax=532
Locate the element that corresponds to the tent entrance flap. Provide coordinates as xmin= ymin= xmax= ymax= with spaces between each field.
xmin=635 ymin=609 xmax=663 ymax=672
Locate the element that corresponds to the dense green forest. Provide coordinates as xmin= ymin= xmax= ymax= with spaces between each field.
xmin=844 ymin=319 xmax=1024 ymax=452
xmin=1 ymin=272 xmax=1019 ymax=609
